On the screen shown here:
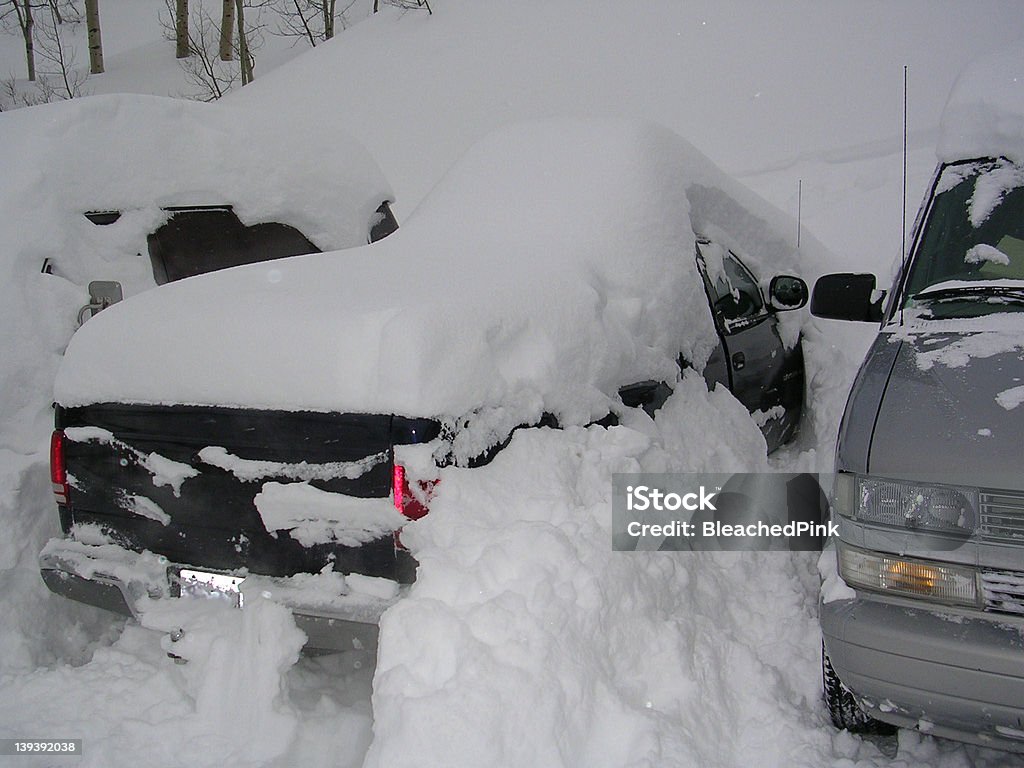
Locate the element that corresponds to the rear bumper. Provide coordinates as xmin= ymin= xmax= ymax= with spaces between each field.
xmin=40 ymin=537 xmax=400 ymax=652
xmin=821 ymin=594 xmax=1024 ymax=752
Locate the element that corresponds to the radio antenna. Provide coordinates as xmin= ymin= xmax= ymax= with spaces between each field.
xmin=900 ymin=65 xmax=908 ymax=327
xmin=797 ymin=179 xmax=802 ymax=250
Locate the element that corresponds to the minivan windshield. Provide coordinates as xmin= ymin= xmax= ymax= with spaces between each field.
xmin=903 ymin=158 xmax=1024 ymax=316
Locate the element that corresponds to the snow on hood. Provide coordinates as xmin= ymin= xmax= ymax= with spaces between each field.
xmin=55 ymin=119 xmax=805 ymax=426
xmin=871 ymin=317 xmax=1024 ymax=489
xmin=938 ymin=41 xmax=1024 ymax=164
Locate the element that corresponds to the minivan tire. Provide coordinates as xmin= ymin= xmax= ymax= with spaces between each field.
xmin=822 ymin=644 xmax=897 ymax=735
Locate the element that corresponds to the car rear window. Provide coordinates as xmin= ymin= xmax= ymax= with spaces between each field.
xmin=147 ymin=207 xmax=320 ymax=284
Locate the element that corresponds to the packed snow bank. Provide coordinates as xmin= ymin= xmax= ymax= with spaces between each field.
xmin=0 ymin=596 xmax=373 ymax=768
xmin=938 ymin=42 xmax=1024 ymax=164
xmin=365 ymin=375 xmax=819 ymax=767
xmin=55 ymin=119 xmax=814 ymax=431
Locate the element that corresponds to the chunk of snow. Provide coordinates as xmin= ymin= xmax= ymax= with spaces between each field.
xmin=239 ymin=568 xmax=402 ymax=623
xmin=64 ymin=426 xmax=116 ymax=443
xmin=965 ymin=243 xmax=1010 ymax=266
xmin=138 ymin=592 xmax=305 ymax=763
xmin=67 ymin=425 xmax=197 ymax=497
xmin=144 ymin=452 xmax=199 ymax=497
xmin=346 ymin=573 xmax=401 ymax=601
xmin=117 ymin=491 xmax=170 ymax=526
xmin=254 ymin=481 xmax=405 ymax=547
xmin=817 ymin=546 xmax=856 ymax=604
xmin=751 ymin=405 xmax=786 ymax=428
xmin=892 ymin=313 xmax=1024 ymax=371
xmin=199 ymin=446 xmax=385 ymax=483
xmin=39 ymin=537 xmax=170 ymax=598
xmin=968 ymin=162 xmax=1024 ymax=228
xmin=996 ymin=385 xmax=1024 ymax=410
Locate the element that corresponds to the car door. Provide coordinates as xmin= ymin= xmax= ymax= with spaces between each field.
xmin=695 ymin=240 xmax=793 ymax=445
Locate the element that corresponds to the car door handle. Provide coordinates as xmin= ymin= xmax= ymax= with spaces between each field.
xmin=732 ymin=351 xmax=745 ymax=370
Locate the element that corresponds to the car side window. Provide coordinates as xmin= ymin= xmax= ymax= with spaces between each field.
xmin=696 ymin=241 xmax=766 ymax=332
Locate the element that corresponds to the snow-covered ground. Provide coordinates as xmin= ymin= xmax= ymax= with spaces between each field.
xmin=1 ymin=2 xmax=1023 ymax=767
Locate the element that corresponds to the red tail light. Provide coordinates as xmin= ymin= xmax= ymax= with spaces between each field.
xmin=50 ymin=429 xmax=69 ymax=505
xmin=391 ymin=464 xmax=436 ymax=521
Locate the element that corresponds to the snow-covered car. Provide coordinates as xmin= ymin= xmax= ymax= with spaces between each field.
xmin=812 ymin=48 xmax=1024 ymax=753
xmin=1 ymin=93 xmax=396 ymax=319
xmin=41 ymin=120 xmax=809 ymax=651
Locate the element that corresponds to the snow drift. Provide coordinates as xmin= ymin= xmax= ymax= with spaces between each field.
xmin=55 ymin=119 xmax=810 ymax=432
xmin=938 ymin=41 xmax=1024 ymax=164
xmin=4 ymin=2 xmax=1023 ymax=767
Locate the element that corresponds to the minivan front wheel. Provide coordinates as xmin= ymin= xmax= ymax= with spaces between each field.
xmin=822 ymin=644 xmax=897 ymax=735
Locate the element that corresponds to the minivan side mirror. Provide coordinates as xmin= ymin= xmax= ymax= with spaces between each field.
xmin=810 ymin=273 xmax=885 ymax=322
xmin=768 ymin=275 xmax=808 ymax=311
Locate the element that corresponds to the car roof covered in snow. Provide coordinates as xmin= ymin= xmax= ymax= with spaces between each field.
xmin=55 ymin=119 xmax=806 ymax=427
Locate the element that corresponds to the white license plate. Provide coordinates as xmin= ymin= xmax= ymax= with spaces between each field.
xmin=178 ymin=568 xmax=244 ymax=607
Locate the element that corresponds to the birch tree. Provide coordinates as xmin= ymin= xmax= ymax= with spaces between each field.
xmin=1 ymin=0 xmax=39 ymax=81
xmin=84 ymin=0 xmax=102 ymax=73
xmin=218 ymin=0 xmax=233 ymax=60
xmin=161 ymin=0 xmax=266 ymax=99
xmin=235 ymin=0 xmax=251 ymax=84
xmin=271 ymin=0 xmax=358 ymax=48
xmin=175 ymin=0 xmax=188 ymax=57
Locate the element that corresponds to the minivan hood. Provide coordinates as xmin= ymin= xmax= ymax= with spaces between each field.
xmin=869 ymin=322 xmax=1024 ymax=490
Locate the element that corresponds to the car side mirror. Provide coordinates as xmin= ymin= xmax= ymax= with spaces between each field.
xmin=77 ymin=280 xmax=123 ymax=326
xmin=768 ymin=275 xmax=808 ymax=311
xmin=810 ymin=273 xmax=885 ymax=322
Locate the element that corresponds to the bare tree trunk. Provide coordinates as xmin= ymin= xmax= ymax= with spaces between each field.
xmin=235 ymin=0 xmax=252 ymax=85
xmin=324 ymin=0 xmax=335 ymax=40
xmin=218 ymin=0 xmax=234 ymax=61
xmin=84 ymin=0 xmax=103 ymax=73
xmin=175 ymin=0 xmax=189 ymax=58
xmin=16 ymin=0 xmax=37 ymax=81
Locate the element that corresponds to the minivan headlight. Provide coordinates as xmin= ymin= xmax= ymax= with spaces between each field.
xmin=837 ymin=541 xmax=979 ymax=607
xmin=832 ymin=472 xmax=978 ymax=535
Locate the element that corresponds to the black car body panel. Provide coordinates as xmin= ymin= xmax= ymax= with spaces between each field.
xmin=55 ymin=404 xmax=432 ymax=585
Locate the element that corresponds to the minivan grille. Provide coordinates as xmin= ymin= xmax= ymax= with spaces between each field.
xmin=978 ymin=489 xmax=1024 ymax=616
xmin=979 ymin=490 xmax=1024 ymax=544
xmin=981 ymin=570 xmax=1024 ymax=617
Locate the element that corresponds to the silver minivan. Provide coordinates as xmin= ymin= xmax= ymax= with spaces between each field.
xmin=811 ymin=155 xmax=1024 ymax=752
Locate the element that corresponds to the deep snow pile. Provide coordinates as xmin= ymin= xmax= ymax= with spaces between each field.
xmin=365 ymin=378 xmax=796 ymax=768
xmin=53 ymin=119 xmax=811 ymax=433
xmin=3 ymin=2 xmax=1024 ymax=768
